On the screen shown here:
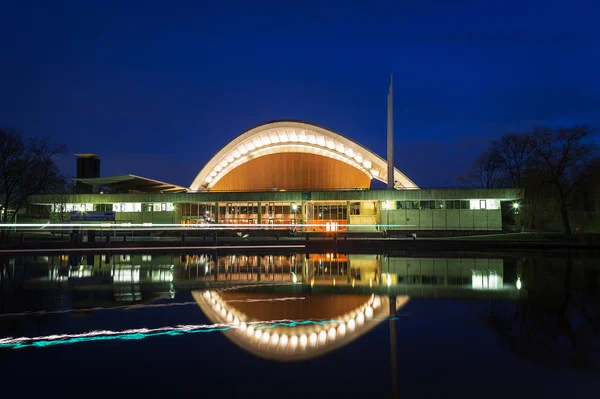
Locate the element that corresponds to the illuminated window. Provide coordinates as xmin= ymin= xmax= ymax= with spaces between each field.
xmin=480 ymin=200 xmax=487 ymax=209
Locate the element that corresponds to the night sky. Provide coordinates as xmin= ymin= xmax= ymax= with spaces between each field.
xmin=1 ymin=0 xmax=598 ymax=188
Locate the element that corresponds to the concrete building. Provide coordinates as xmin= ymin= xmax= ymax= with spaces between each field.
xmin=28 ymin=120 xmax=523 ymax=232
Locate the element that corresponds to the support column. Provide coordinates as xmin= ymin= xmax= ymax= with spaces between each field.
xmin=300 ymin=201 xmax=305 ymax=232
xmin=257 ymin=201 xmax=262 ymax=226
xmin=257 ymin=255 xmax=261 ymax=282
xmin=346 ymin=201 xmax=351 ymax=231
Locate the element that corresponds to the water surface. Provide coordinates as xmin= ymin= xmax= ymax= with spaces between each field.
xmin=1 ymin=251 xmax=599 ymax=397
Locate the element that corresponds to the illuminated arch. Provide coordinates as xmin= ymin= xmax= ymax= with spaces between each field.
xmin=190 ymin=120 xmax=418 ymax=191
xmin=193 ymin=290 xmax=409 ymax=362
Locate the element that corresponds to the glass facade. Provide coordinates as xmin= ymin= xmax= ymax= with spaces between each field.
xmin=305 ymin=202 xmax=347 ymax=232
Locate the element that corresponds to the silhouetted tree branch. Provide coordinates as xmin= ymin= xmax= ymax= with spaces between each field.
xmin=0 ymin=127 xmax=67 ymax=226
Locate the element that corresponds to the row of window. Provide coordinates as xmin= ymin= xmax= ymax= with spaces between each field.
xmin=52 ymin=203 xmax=174 ymax=213
xmin=389 ymin=200 xmax=499 ymax=210
xmin=307 ymin=204 xmax=348 ymax=221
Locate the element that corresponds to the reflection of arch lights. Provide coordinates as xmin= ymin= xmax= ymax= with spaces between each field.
xmin=190 ymin=121 xmax=418 ymax=191
xmin=193 ymin=291 xmax=409 ymax=362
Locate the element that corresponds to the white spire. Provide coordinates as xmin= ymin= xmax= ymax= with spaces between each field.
xmin=387 ymin=74 xmax=394 ymax=190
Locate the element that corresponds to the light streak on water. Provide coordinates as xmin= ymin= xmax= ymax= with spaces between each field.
xmin=0 ymin=296 xmax=305 ymax=318
xmin=0 ymin=318 xmax=358 ymax=350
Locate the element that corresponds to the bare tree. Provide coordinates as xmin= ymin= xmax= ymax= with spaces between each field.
xmin=529 ymin=126 xmax=598 ymax=238
xmin=459 ymin=149 xmax=504 ymax=188
xmin=0 ymin=127 xmax=66 ymax=225
xmin=49 ymin=179 xmax=75 ymax=223
xmin=491 ymin=133 xmax=533 ymax=187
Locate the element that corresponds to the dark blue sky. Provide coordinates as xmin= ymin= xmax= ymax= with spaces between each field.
xmin=1 ymin=0 xmax=598 ymax=188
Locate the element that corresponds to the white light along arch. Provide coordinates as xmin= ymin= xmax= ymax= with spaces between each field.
xmin=190 ymin=120 xmax=419 ymax=191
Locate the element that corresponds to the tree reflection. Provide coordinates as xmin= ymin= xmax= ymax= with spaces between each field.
xmin=487 ymin=254 xmax=600 ymax=370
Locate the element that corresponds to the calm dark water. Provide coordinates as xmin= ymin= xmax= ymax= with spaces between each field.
xmin=1 ymin=251 xmax=599 ymax=398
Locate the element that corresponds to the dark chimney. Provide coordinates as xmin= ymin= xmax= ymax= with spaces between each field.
xmin=75 ymin=154 xmax=100 ymax=194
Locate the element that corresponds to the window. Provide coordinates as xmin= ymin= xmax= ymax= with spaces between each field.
xmin=351 ymin=202 xmax=361 ymax=215
xmin=445 ymin=200 xmax=455 ymax=210
xmin=420 ymin=200 xmax=435 ymax=209
xmin=406 ymin=201 xmax=419 ymax=210
xmin=226 ymin=203 xmax=232 ymax=215
xmin=480 ymin=200 xmax=487 ymax=210
xmin=94 ymin=204 xmax=111 ymax=211
xmin=435 ymin=200 xmax=444 ymax=209
xmin=161 ymin=203 xmax=166 ymax=212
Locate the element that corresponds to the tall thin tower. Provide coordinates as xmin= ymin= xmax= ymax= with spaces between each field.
xmin=387 ymin=74 xmax=394 ymax=190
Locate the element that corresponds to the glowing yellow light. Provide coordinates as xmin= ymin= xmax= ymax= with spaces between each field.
xmin=270 ymin=333 xmax=279 ymax=346
xmin=369 ymin=279 xmax=373 ymax=288
xmin=337 ymin=323 xmax=346 ymax=337
xmin=357 ymin=312 xmax=365 ymax=325
xmin=347 ymin=319 xmax=356 ymax=332
xmin=290 ymin=335 xmax=299 ymax=349
xmin=327 ymin=328 xmax=336 ymax=341
xmin=279 ymin=334 xmax=288 ymax=347
xmin=261 ymin=332 xmax=270 ymax=344
xmin=318 ymin=330 xmax=327 ymax=344
xmin=300 ymin=334 xmax=307 ymax=347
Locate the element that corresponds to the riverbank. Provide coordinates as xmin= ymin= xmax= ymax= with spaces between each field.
xmin=0 ymin=234 xmax=599 ymax=254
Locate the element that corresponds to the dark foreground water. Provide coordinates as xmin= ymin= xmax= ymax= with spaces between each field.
xmin=1 ymin=251 xmax=599 ymax=398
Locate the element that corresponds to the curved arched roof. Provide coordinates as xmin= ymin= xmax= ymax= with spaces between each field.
xmin=190 ymin=120 xmax=418 ymax=191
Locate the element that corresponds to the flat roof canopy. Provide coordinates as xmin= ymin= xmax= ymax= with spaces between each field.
xmin=74 ymin=174 xmax=188 ymax=194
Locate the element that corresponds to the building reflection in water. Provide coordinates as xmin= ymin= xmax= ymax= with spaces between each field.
xmin=11 ymin=253 xmax=177 ymax=305
xmin=181 ymin=253 xmax=506 ymax=290
xmin=2 ymin=252 xmax=508 ymax=314
xmin=194 ymin=290 xmax=409 ymax=362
